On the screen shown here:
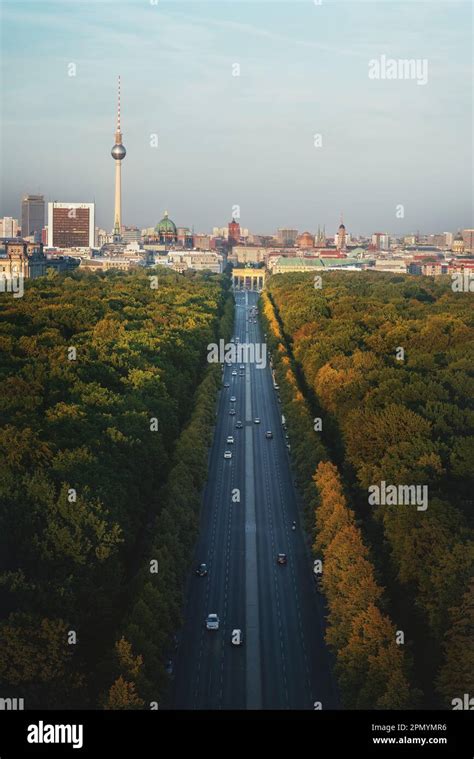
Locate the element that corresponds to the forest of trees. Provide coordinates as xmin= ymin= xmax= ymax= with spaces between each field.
xmin=0 ymin=267 xmax=233 ymax=708
xmin=261 ymin=272 xmax=473 ymax=708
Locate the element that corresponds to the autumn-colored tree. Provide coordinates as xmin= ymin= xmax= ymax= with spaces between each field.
xmin=436 ymin=580 xmax=474 ymax=706
xmin=104 ymin=676 xmax=145 ymax=710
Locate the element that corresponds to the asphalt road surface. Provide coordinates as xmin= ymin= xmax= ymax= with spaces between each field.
xmin=172 ymin=289 xmax=338 ymax=710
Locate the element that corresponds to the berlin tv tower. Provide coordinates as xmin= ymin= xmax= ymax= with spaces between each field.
xmin=111 ymin=75 xmax=126 ymax=238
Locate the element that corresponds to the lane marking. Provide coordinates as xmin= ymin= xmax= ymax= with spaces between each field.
xmin=244 ymin=304 xmax=262 ymax=709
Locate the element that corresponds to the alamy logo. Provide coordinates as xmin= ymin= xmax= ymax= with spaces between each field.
xmin=0 ymin=697 xmax=24 ymax=710
xmin=27 ymin=721 xmax=83 ymax=749
xmin=368 ymin=55 xmax=428 ymax=86
xmin=368 ymin=481 xmax=428 ymax=511
xmin=451 ymin=272 xmax=474 ymax=293
xmin=451 ymin=693 xmax=474 ymax=710
xmin=0 ymin=273 xmax=24 ymax=298
xmin=207 ymin=339 xmax=267 ymax=369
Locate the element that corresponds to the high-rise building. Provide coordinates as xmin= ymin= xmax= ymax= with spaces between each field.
xmin=277 ymin=228 xmax=298 ymax=246
xmin=372 ymin=232 xmax=390 ymax=250
xmin=47 ymin=203 xmax=95 ymax=248
xmin=21 ymin=195 xmax=45 ymax=241
xmin=111 ymin=76 xmax=126 ymax=238
xmin=0 ymin=217 xmax=20 ymax=237
xmin=462 ymin=229 xmax=474 ymax=252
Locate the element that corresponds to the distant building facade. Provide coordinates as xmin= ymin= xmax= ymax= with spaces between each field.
xmin=47 ymin=202 xmax=95 ymax=248
xmin=277 ymin=228 xmax=298 ymax=246
xmin=0 ymin=217 xmax=20 ymax=238
xmin=0 ymin=239 xmax=47 ymax=281
xmin=21 ymin=195 xmax=45 ymax=241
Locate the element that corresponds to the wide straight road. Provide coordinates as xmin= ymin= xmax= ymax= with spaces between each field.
xmin=172 ymin=289 xmax=338 ymax=710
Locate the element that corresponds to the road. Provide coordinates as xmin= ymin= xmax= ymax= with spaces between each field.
xmin=172 ymin=289 xmax=338 ymax=710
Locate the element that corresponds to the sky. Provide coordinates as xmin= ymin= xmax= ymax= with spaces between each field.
xmin=0 ymin=0 xmax=472 ymax=236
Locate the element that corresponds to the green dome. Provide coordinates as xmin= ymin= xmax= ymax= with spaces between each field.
xmin=155 ymin=211 xmax=177 ymax=235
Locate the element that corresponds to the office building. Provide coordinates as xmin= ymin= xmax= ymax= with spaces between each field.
xmin=47 ymin=202 xmax=95 ymax=248
xmin=21 ymin=195 xmax=45 ymax=241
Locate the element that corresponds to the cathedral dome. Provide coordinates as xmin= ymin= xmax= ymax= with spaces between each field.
xmin=298 ymin=231 xmax=315 ymax=249
xmin=155 ymin=211 xmax=177 ymax=235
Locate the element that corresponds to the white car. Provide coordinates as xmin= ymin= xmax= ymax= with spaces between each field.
xmin=224 ymin=450 xmax=232 ymax=459
xmin=206 ymin=614 xmax=219 ymax=630
xmin=227 ymin=435 xmax=234 ymax=444
xmin=223 ymin=382 xmax=230 ymax=388
xmin=254 ymin=418 xmax=261 ymax=424
xmin=232 ymin=370 xmax=237 ymax=376
xmin=239 ymin=365 xmax=245 ymax=370
xmin=230 ymin=396 xmax=236 ymax=402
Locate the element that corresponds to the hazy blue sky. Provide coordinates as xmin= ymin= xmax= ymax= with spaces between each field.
xmin=0 ymin=0 xmax=472 ymax=235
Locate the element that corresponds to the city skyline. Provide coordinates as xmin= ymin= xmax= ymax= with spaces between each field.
xmin=0 ymin=0 xmax=472 ymax=235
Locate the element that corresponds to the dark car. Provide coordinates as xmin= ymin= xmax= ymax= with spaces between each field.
xmin=265 ymin=430 xmax=273 ymax=439
xmin=195 ymin=563 xmax=208 ymax=577
xmin=235 ymin=420 xmax=243 ymax=429
xmin=277 ymin=553 xmax=287 ymax=565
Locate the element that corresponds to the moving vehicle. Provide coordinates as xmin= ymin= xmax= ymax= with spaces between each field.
xmin=254 ymin=418 xmax=261 ymax=424
xmin=231 ymin=629 xmax=243 ymax=646
xmin=265 ymin=430 xmax=273 ymax=439
xmin=229 ymin=409 xmax=236 ymax=415
xmin=291 ymin=521 xmax=296 ymax=531
xmin=195 ymin=563 xmax=208 ymax=577
xmin=235 ymin=420 xmax=243 ymax=429
xmin=223 ymin=382 xmax=230 ymax=388
xmin=224 ymin=450 xmax=232 ymax=459
xmin=230 ymin=396 xmax=236 ymax=402
xmin=239 ymin=365 xmax=245 ymax=370
xmin=277 ymin=553 xmax=288 ymax=565
xmin=206 ymin=614 xmax=219 ymax=630
xmin=227 ymin=435 xmax=234 ymax=444
xmin=232 ymin=370 xmax=237 ymax=376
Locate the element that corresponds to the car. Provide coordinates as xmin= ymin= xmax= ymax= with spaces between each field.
xmin=230 ymin=396 xmax=236 ymax=402
xmin=277 ymin=553 xmax=287 ymax=565
xmin=254 ymin=418 xmax=261 ymax=424
xmin=239 ymin=365 xmax=245 ymax=370
xmin=286 ymin=443 xmax=291 ymax=451
xmin=274 ymin=384 xmax=279 ymax=390
xmin=231 ymin=629 xmax=243 ymax=646
xmin=223 ymin=382 xmax=230 ymax=388
xmin=230 ymin=338 xmax=235 ymax=343
xmin=229 ymin=409 xmax=236 ymax=415
xmin=195 ymin=563 xmax=208 ymax=577
xmin=224 ymin=450 xmax=232 ymax=459
xmin=165 ymin=659 xmax=174 ymax=677
xmin=232 ymin=370 xmax=237 ymax=376
xmin=265 ymin=430 xmax=273 ymax=439
xmin=235 ymin=337 xmax=240 ymax=342
xmin=227 ymin=435 xmax=234 ymax=444
xmin=235 ymin=420 xmax=243 ymax=429
xmin=206 ymin=613 xmax=219 ymax=630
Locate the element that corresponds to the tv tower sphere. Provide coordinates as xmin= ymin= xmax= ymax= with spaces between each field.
xmin=111 ymin=143 xmax=126 ymax=160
